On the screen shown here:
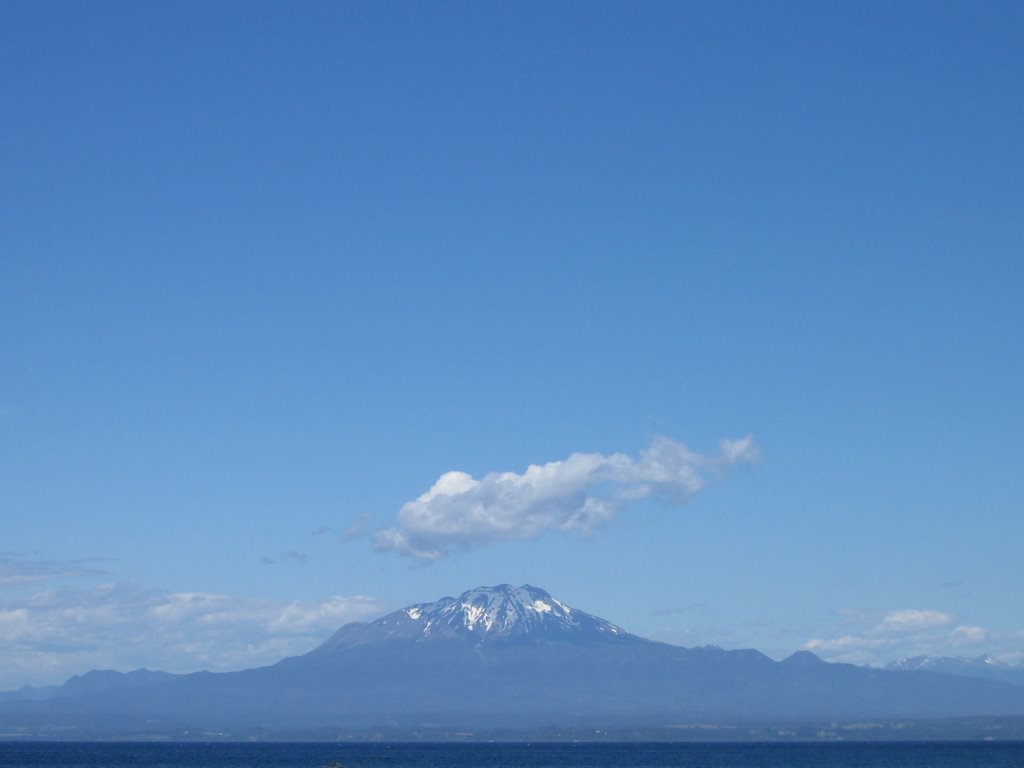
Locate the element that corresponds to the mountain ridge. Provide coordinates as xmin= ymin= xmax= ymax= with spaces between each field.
xmin=887 ymin=654 xmax=1024 ymax=686
xmin=4 ymin=584 xmax=1024 ymax=739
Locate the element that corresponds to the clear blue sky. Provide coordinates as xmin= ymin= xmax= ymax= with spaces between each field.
xmin=2 ymin=0 xmax=1022 ymax=688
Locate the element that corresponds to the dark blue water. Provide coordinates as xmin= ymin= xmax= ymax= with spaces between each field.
xmin=1 ymin=742 xmax=1023 ymax=768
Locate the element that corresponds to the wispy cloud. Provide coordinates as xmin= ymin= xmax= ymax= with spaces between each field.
xmin=0 ymin=581 xmax=384 ymax=689
xmin=881 ymin=609 xmax=954 ymax=632
xmin=0 ymin=556 xmax=109 ymax=587
xmin=373 ymin=435 xmax=759 ymax=560
xmin=260 ymin=551 xmax=308 ymax=566
xmin=344 ymin=513 xmax=373 ymax=541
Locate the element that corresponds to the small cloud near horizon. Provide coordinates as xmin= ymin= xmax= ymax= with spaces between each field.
xmin=373 ymin=435 xmax=759 ymax=561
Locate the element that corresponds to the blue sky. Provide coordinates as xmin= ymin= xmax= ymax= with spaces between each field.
xmin=1 ymin=0 xmax=1022 ymax=688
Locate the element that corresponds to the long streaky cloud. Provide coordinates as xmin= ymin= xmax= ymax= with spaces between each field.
xmin=373 ymin=435 xmax=759 ymax=560
xmin=0 ymin=556 xmax=108 ymax=587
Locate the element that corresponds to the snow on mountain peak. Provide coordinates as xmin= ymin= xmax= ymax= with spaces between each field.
xmin=411 ymin=584 xmax=581 ymax=635
xmin=316 ymin=584 xmax=633 ymax=652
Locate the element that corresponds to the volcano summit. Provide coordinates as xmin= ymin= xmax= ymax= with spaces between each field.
xmin=316 ymin=583 xmax=628 ymax=649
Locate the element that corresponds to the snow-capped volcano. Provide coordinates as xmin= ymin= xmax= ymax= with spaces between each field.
xmin=9 ymin=584 xmax=1024 ymax=737
xmin=316 ymin=583 xmax=629 ymax=650
xmin=408 ymin=583 xmax=625 ymax=637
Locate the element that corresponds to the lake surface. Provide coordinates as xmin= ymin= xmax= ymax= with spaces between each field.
xmin=1 ymin=742 xmax=1023 ymax=768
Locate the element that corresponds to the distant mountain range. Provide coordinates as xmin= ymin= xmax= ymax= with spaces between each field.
xmin=3 ymin=584 xmax=1024 ymax=740
xmin=887 ymin=654 xmax=1024 ymax=686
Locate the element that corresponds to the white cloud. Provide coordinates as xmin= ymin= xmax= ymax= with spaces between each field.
xmin=0 ymin=580 xmax=384 ymax=690
xmin=373 ymin=435 xmax=759 ymax=560
xmin=881 ymin=609 xmax=954 ymax=632
xmin=949 ymin=625 xmax=989 ymax=646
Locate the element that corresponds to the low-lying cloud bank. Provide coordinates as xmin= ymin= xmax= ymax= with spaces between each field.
xmin=374 ymin=435 xmax=759 ymax=560
xmin=804 ymin=607 xmax=1017 ymax=667
xmin=0 ymin=565 xmax=383 ymax=690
